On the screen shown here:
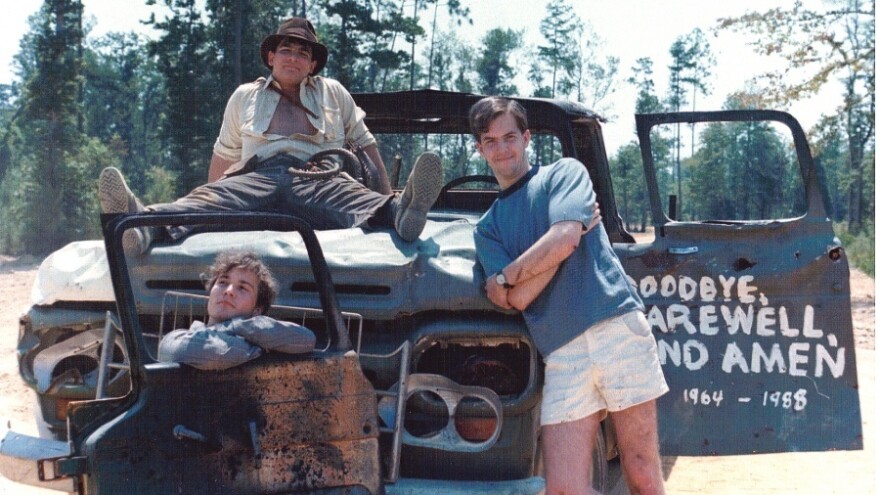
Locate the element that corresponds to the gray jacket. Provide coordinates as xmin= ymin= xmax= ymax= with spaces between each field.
xmin=157 ymin=315 xmax=316 ymax=370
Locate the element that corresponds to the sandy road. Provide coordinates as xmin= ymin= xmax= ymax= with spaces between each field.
xmin=0 ymin=257 xmax=875 ymax=494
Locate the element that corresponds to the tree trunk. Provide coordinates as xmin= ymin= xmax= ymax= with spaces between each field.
xmin=409 ymin=0 xmax=419 ymax=90
xmin=427 ymin=1 xmax=438 ymax=88
xmin=844 ymin=76 xmax=867 ymax=234
xmin=233 ymin=0 xmax=242 ymax=86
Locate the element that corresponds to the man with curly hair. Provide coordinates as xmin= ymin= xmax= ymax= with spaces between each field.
xmin=157 ymin=250 xmax=315 ymax=370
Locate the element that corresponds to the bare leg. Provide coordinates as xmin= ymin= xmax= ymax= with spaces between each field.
xmin=542 ymin=410 xmax=603 ymax=495
xmin=609 ymin=400 xmax=665 ymax=495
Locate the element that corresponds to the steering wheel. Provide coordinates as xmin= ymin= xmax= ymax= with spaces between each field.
xmin=287 ymin=148 xmax=363 ymax=182
xmin=436 ymin=175 xmax=499 ymax=208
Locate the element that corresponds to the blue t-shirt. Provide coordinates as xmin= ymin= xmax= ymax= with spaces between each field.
xmin=474 ymin=158 xmax=644 ymax=356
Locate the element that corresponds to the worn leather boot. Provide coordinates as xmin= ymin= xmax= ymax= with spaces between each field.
xmin=98 ymin=167 xmax=154 ymax=255
xmin=393 ymin=152 xmax=443 ymax=242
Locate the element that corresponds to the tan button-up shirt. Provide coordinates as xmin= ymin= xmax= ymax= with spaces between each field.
xmin=213 ymin=75 xmax=376 ymax=166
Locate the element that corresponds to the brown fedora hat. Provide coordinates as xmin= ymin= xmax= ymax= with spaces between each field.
xmin=260 ymin=18 xmax=328 ymax=75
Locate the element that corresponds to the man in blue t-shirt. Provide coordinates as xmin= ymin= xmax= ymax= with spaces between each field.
xmin=470 ymin=97 xmax=668 ymax=495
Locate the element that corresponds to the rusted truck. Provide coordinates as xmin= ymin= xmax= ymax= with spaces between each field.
xmin=0 ymin=90 xmax=862 ymax=494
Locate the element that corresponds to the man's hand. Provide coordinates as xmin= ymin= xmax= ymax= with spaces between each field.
xmin=507 ymin=265 xmax=558 ymax=311
xmin=483 ymin=203 xmax=601 ymax=312
xmin=485 ymin=273 xmax=513 ymax=310
xmin=209 ymin=153 xmax=236 ymax=182
xmin=363 ymin=144 xmax=392 ymax=194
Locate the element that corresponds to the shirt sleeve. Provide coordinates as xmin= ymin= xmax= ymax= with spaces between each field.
xmin=546 ymin=158 xmax=596 ymax=227
xmin=157 ymin=321 xmax=262 ymax=371
xmin=227 ymin=316 xmax=316 ymax=354
xmin=212 ymin=84 xmax=250 ymax=162
xmin=327 ymin=79 xmax=377 ymax=148
xmin=474 ymin=216 xmax=513 ymax=279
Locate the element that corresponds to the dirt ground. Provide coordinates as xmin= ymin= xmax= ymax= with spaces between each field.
xmin=0 ymin=255 xmax=875 ymax=494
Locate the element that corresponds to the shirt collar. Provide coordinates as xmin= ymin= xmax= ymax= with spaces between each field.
xmin=498 ymin=165 xmax=538 ymax=199
xmin=262 ymin=74 xmax=317 ymax=91
xmin=263 ymin=75 xmax=319 ymax=119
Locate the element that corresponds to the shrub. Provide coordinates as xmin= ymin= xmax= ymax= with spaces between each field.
xmin=836 ymin=223 xmax=875 ymax=277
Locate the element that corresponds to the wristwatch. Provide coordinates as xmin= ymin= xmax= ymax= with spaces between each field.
xmin=495 ymin=272 xmax=514 ymax=289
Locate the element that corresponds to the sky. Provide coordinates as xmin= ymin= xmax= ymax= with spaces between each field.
xmin=0 ymin=0 xmax=844 ymax=153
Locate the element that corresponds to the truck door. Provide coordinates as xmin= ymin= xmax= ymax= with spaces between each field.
xmin=615 ymin=110 xmax=861 ymax=455
xmin=70 ymin=213 xmax=382 ymax=494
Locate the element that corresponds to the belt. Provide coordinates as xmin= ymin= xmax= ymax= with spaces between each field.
xmin=254 ymin=152 xmax=307 ymax=171
xmin=224 ymin=152 xmax=308 ymax=178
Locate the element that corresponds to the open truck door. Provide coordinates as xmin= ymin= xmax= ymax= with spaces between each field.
xmin=617 ymin=110 xmax=862 ymax=455
xmin=3 ymin=212 xmax=385 ymax=494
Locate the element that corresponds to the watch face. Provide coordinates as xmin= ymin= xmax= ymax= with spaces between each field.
xmin=496 ymin=273 xmax=506 ymax=286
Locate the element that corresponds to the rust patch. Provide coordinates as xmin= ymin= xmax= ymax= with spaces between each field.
xmin=86 ymin=353 xmax=382 ymax=494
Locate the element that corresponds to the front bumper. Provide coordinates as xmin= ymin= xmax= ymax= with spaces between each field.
xmin=1 ymin=428 xmax=546 ymax=494
xmin=386 ymin=477 xmax=545 ymax=494
xmin=0 ymin=430 xmax=75 ymax=492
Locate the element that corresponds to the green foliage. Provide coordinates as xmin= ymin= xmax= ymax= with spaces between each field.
xmin=666 ymin=28 xmax=714 ymax=112
xmin=2 ymin=0 xmax=100 ymax=254
xmin=2 ymin=135 xmax=114 ymax=254
xmin=205 ymin=0 xmax=292 ymax=92
xmin=628 ymin=57 xmax=665 ymax=114
xmin=83 ymin=32 xmax=167 ymax=192
xmin=666 ymin=39 xmax=689 ymax=112
xmin=146 ymin=0 xmax=221 ymax=193
xmin=718 ymin=0 xmax=874 ymax=106
xmin=142 ymin=165 xmax=179 ymax=205
xmin=22 ymin=0 xmax=84 ymax=151
xmin=476 ymin=28 xmax=522 ymax=96
xmin=0 ymin=0 xmax=869 ymax=261
xmin=530 ymin=0 xmax=620 ymax=114
xmin=0 ymin=166 xmax=28 ymax=252
xmin=664 ymin=29 xmax=715 ymax=206
xmin=685 ymin=120 xmax=801 ymax=221
xmin=811 ymin=114 xmax=850 ymax=220
xmin=315 ymin=0 xmax=470 ymax=93
xmin=809 ymin=110 xmax=876 ymax=235
xmin=424 ymin=30 xmax=475 ymax=92
xmin=837 ymin=222 xmax=875 ymax=276
xmin=319 ymin=0 xmax=419 ymax=91
xmin=719 ymin=0 xmax=875 ymax=233
xmin=609 ymin=142 xmax=649 ymax=231
xmin=0 ymin=84 xmax=18 ymax=182
xmin=684 ymin=123 xmax=733 ymax=219
xmin=537 ymin=0 xmax=581 ymax=98
xmin=576 ymin=49 xmax=619 ymax=116
xmin=635 ymin=103 xmax=809 ymax=227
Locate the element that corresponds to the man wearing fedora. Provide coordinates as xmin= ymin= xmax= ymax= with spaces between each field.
xmin=98 ymin=17 xmax=443 ymax=253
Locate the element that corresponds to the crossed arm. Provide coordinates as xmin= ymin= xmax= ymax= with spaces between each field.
xmin=485 ymin=203 xmax=601 ymax=311
xmin=485 ymin=220 xmax=584 ymax=311
xmin=157 ymin=316 xmax=315 ymax=371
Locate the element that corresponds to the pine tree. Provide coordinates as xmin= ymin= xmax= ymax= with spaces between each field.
xmin=475 ymin=28 xmax=522 ymax=96
xmin=5 ymin=0 xmax=104 ymax=253
xmin=146 ymin=0 xmax=219 ymax=192
xmin=537 ymin=0 xmax=582 ymax=98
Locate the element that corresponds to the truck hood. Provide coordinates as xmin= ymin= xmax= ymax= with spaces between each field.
xmin=32 ymin=240 xmax=114 ymax=305
xmin=32 ymin=216 xmax=496 ymax=318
